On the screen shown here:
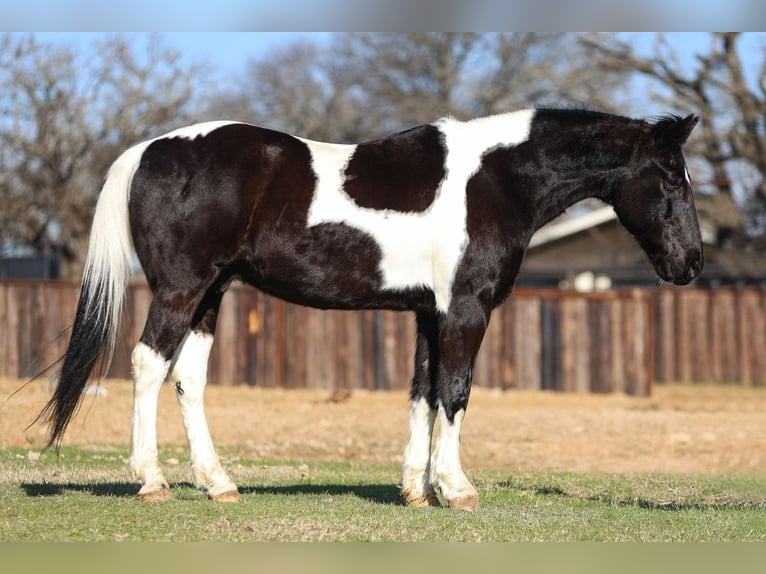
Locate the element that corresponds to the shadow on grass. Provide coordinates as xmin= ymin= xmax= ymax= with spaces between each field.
xmin=239 ymin=483 xmax=404 ymax=505
xmin=21 ymin=482 xmax=140 ymax=498
xmin=20 ymin=481 xmax=404 ymax=505
xmin=497 ymin=481 xmax=763 ymax=511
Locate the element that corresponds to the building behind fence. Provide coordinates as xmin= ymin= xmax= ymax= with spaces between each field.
xmin=1 ymin=280 xmax=764 ymax=394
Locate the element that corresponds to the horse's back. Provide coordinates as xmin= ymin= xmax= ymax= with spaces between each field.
xmin=126 ymin=122 xmax=437 ymax=310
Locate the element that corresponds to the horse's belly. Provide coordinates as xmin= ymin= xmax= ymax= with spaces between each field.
xmin=249 ymin=222 xmax=435 ymax=311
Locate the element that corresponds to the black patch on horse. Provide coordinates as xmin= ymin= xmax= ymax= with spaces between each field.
xmin=343 ymin=124 xmax=446 ymax=212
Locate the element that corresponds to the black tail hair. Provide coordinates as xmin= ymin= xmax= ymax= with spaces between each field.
xmin=38 ymin=281 xmax=112 ymax=449
xmin=35 ymin=139 xmax=137 ymax=449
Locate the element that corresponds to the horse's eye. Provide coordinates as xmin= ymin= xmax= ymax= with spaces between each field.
xmin=664 ymin=176 xmax=683 ymax=191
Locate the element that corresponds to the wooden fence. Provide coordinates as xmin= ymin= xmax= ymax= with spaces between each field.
xmin=654 ymin=288 xmax=766 ymax=386
xmin=1 ymin=280 xmax=764 ymax=394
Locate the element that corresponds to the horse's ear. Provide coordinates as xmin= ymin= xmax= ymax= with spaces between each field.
xmin=651 ymin=114 xmax=699 ymax=148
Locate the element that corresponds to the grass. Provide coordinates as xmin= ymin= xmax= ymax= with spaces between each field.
xmin=1 ymin=446 xmax=764 ymax=542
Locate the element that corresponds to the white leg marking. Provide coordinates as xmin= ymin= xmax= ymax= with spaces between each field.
xmin=430 ymin=404 xmax=478 ymax=510
xmin=170 ymin=331 xmax=238 ymax=499
xmin=401 ymin=397 xmax=438 ymax=506
xmin=129 ymin=342 xmax=171 ymax=497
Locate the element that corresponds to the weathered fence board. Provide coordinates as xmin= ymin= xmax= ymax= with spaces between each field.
xmin=652 ymin=288 xmax=766 ymax=386
xmin=2 ymin=280 xmax=763 ymax=393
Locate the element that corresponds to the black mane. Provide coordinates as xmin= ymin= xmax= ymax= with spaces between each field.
xmin=649 ymin=113 xmax=685 ymax=128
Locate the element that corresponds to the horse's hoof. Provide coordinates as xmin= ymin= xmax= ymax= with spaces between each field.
xmin=138 ymin=486 xmax=173 ymax=502
xmin=447 ymin=492 xmax=479 ymax=511
xmin=402 ymin=490 xmax=441 ymax=507
xmin=210 ymin=490 xmax=241 ymax=503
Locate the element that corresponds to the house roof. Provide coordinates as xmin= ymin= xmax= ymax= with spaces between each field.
xmin=525 ymin=202 xmax=766 ymax=285
xmin=529 ymin=207 xmax=617 ymax=248
xmin=530 ymin=193 xmax=746 ymax=249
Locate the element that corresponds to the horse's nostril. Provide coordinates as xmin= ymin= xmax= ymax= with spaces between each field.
xmin=686 ymin=257 xmax=703 ymax=280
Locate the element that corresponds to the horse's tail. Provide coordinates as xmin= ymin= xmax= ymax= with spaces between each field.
xmin=40 ymin=144 xmax=143 ymax=449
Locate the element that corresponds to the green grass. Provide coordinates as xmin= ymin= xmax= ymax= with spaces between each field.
xmin=1 ymin=446 xmax=764 ymax=542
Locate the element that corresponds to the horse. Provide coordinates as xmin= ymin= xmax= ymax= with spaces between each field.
xmin=39 ymin=108 xmax=702 ymax=510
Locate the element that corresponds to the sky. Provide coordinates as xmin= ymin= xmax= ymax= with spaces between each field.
xmin=28 ymin=32 xmax=764 ymax=114
xmin=3 ymin=0 xmax=766 ymax=31
xmin=5 ymin=0 xmax=764 ymax=86
xmin=30 ymin=32 xmax=763 ymax=81
xmin=33 ymin=32 xmax=334 ymax=80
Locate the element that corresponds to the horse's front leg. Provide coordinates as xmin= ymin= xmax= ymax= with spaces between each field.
xmin=429 ymin=298 xmax=490 ymax=511
xmin=402 ymin=311 xmax=440 ymax=507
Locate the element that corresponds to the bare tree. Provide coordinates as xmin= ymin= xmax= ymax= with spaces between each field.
xmin=470 ymin=33 xmax=629 ymax=116
xmin=331 ymin=33 xmax=615 ymax=135
xmin=581 ymin=32 xmax=766 ymax=236
xmin=330 ymin=32 xmax=481 ymax=134
xmin=204 ymin=41 xmax=360 ymax=142
xmin=213 ymin=33 xmax=624 ymax=144
xmin=0 ymin=34 xmax=203 ymax=277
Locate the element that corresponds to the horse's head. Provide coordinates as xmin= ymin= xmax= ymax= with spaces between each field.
xmin=612 ymin=114 xmax=703 ymax=285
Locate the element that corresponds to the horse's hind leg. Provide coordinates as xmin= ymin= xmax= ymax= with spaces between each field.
xmin=401 ymin=310 xmax=440 ymax=507
xmin=130 ymin=338 xmax=173 ymax=500
xmin=129 ymin=289 xmax=203 ymax=501
xmin=168 ymin=293 xmax=240 ymax=502
xmin=129 ymin=300 xmax=182 ymax=500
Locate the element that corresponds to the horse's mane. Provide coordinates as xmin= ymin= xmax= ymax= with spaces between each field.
xmin=535 ymin=107 xmax=634 ymax=123
xmin=649 ymin=113 xmax=685 ymax=128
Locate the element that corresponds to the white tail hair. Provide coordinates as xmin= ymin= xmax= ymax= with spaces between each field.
xmin=81 ymin=142 xmax=148 ymax=372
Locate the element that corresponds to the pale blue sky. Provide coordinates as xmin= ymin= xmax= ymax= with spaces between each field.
xmin=3 ymin=1 xmax=766 ymax=31
xmin=33 ymin=32 xmax=334 ymax=79
xmin=30 ymin=32 xmax=763 ymax=79
xmin=27 ymin=32 xmax=764 ymax=112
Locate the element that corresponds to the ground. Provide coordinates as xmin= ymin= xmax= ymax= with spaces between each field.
xmin=1 ymin=377 xmax=764 ymax=475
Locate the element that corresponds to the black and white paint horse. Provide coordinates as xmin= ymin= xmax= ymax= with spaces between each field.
xmin=41 ymin=108 xmax=702 ymax=510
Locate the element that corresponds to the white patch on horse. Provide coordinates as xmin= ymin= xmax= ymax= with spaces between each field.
xmin=401 ymin=397 xmax=437 ymax=504
xmin=429 ymin=404 xmax=477 ymax=505
xmin=685 ymin=165 xmax=691 ymax=185
xmin=129 ymin=342 xmax=171 ymax=495
xmin=170 ymin=331 xmax=237 ymax=498
xmin=302 ymin=109 xmax=534 ymax=313
xmin=162 ymin=121 xmax=242 ymax=141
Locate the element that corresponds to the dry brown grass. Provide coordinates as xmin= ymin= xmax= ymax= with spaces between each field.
xmin=2 ymin=377 xmax=764 ymax=475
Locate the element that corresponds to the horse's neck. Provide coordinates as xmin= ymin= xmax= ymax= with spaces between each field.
xmin=512 ymin=124 xmax=640 ymax=232
xmin=524 ymin=167 xmax=616 ymax=231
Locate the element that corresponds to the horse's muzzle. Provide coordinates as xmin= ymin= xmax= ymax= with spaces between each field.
xmin=653 ymin=251 xmax=703 ymax=285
